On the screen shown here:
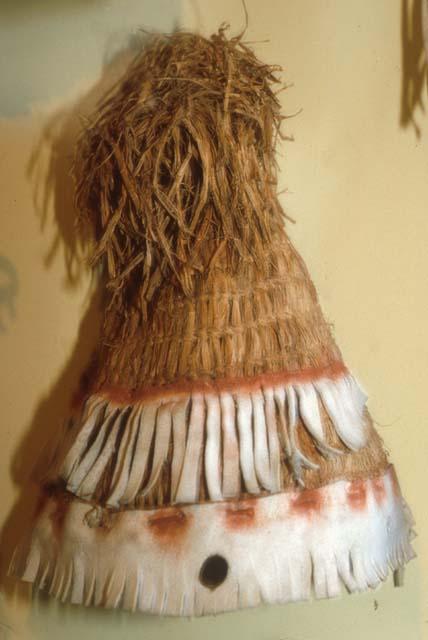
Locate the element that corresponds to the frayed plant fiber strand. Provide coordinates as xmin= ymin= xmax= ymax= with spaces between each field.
xmin=74 ymin=29 xmax=289 ymax=311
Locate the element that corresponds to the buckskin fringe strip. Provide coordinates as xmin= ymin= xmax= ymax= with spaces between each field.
xmin=9 ymin=466 xmax=415 ymax=616
xmin=54 ymin=371 xmax=369 ymax=507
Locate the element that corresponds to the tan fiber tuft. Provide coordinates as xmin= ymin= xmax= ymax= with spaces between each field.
xmin=74 ymin=29 xmax=287 ymax=312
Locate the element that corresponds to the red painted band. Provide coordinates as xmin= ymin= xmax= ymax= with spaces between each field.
xmin=92 ymin=361 xmax=347 ymax=406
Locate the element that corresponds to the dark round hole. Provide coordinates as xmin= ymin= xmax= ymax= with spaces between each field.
xmin=199 ymin=554 xmax=229 ymax=590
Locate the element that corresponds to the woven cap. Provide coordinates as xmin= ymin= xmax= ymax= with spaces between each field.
xmin=9 ymin=28 xmax=415 ymax=617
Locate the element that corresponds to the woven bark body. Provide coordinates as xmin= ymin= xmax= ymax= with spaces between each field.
xmin=10 ymin=29 xmax=415 ymax=614
xmin=91 ymin=236 xmax=341 ymax=390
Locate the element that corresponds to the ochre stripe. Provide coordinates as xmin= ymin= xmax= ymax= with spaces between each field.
xmin=86 ymin=361 xmax=347 ymax=407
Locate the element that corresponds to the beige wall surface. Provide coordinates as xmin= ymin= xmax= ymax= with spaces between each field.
xmin=0 ymin=1 xmax=427 ymax=638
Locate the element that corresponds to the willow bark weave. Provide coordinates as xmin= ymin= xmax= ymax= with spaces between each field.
xmin=8 ymin=28 xmax=416 ymax=614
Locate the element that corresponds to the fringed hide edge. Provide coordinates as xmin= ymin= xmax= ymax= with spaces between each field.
xmin=52 ymin=370 xmax=369 ymax=507
xmin=9 ymin=466 xmax=416 ymax=616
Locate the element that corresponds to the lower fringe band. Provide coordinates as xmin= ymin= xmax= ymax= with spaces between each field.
xmin=9 ymin=465 xmax=415 ymax=616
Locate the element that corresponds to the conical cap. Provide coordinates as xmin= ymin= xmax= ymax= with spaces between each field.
xmin=9 ymin=29 xmax=415 ymax=617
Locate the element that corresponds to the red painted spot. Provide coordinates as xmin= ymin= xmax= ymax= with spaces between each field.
xmin=148 ymin=508 xmax=191 ymax=546
xmin=372 ymin=476 xmax=386 ymax=504
xmin=347 ymin=478 xmax=367 ymax=511
xmin=291 ymin=488 xmax=323 ymax=516
xmin=224 ymin=504 xmax=256 ymax=530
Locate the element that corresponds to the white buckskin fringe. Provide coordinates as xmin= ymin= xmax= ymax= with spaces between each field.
xmin=52 ymin=372 xmax=369 ymax=507
xmin=9 ymin=466 xmax=415 ymax=616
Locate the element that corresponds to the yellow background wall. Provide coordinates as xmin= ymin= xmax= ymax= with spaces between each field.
xmin=1 ymin=1 xmax=427 ymax=638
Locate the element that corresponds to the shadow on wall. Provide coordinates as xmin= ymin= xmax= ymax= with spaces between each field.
xmin=400 ymin=0 xmax=428 ymax=136
xmin=0 ymin=256 xmax=19 ymax=334
xmin=0 ymin=32 xmax=160 ymax=613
